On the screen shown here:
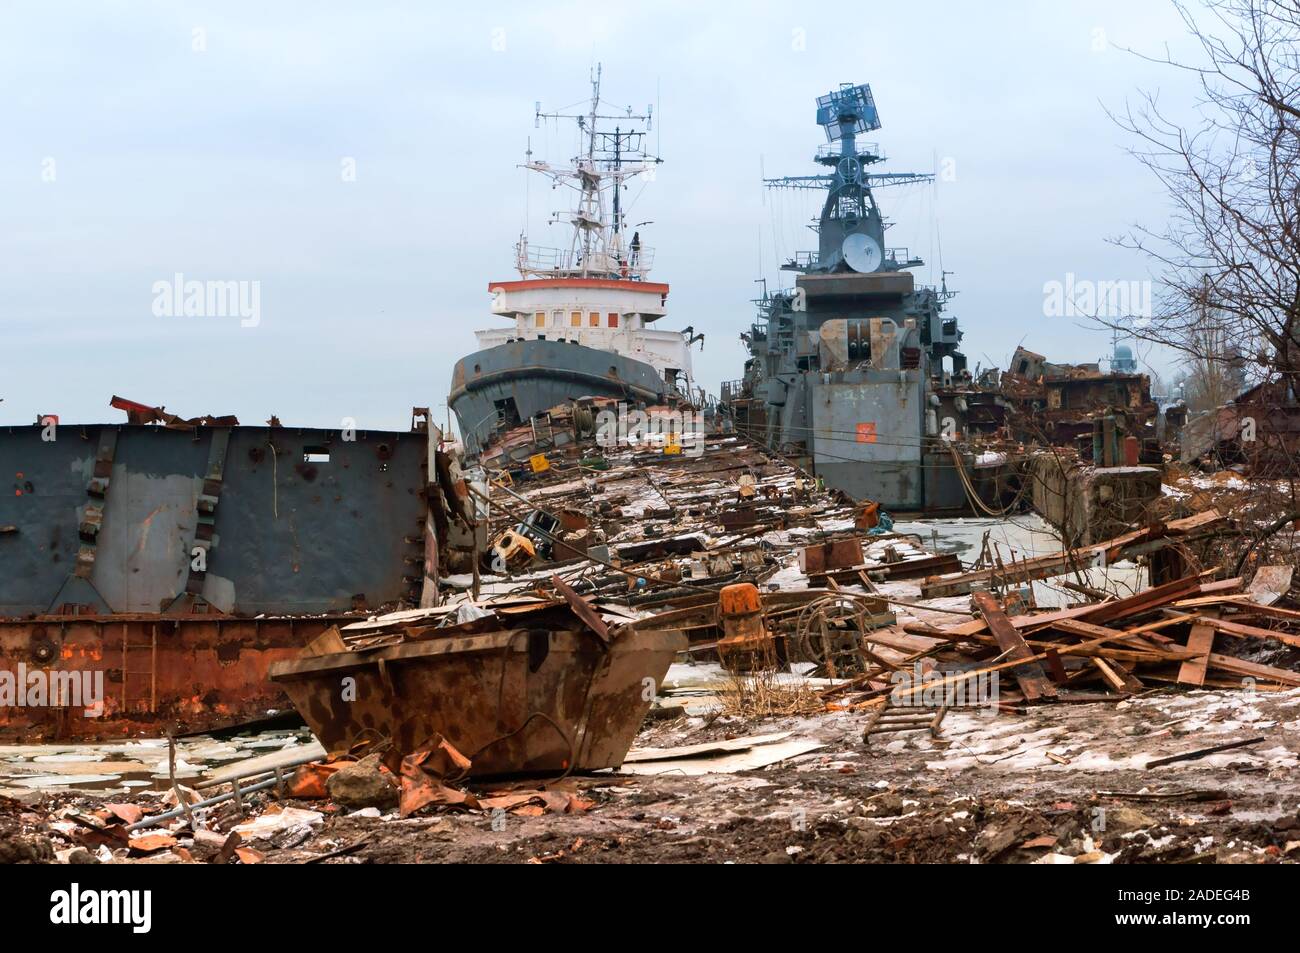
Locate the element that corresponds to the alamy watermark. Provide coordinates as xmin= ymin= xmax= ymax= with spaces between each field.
xmin=152 ymin=273 xmax=260 ymax=327
xmin=50 ymin=883 xmax=151 ymax=933
xmin=1043 ymin=273 xmax=1151 ymax=319
xmin=0 ymin=664 xmax=104 ymax=717
xmin=889 ymin=662 xmax=999 ymax=715
xmin=595 ymin=402 xmax=706 ymax=457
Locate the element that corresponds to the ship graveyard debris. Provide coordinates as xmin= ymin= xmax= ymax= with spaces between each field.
xmin=7 ymin=76 xmax=1300 ymax=866
xmin=5 ymin=414 xmax=1300 ymax=864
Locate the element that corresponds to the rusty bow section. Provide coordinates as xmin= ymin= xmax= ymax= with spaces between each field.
xmin=269 ymin=598 xmax=685 ymax=778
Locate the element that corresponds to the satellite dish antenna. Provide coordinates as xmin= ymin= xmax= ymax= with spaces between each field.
xmin=842 ymin=233 xmax=882 ymax=273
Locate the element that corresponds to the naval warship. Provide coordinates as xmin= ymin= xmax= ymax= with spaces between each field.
xmin=449 ymin=67 xmax=701 ymax=459
xmin=723 ymin=83 xmax=978 ymax=511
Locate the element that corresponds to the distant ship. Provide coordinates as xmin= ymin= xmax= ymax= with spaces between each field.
xmin=723 ymin=82 xmax=977 ymax=511
xmin=449 ymin=66 xmax=701 ymax=461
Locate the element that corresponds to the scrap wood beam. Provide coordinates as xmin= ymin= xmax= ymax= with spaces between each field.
xmin=1202 ymin=616 xmax=1300 ymax=650
xmin=908 ymin=622 xmax=1182 ymax=664
xmin=1091 ymin=657 xmax=1144 ymax=694
xmin=1177 ymin=622 xmax=1216 ymax=687
xmin=1048 ymin=619 xmax=1192 ymax=660
xmin=1227 ymin=600 xmax=1300 ymax=623
xmin=1082 ymin=574 xmax=1207 ymax=626
xmin=973 ymin=591 xmax=1057 ymax=702
xmin=890 ymin=631 xmax=1161 ymax=703
xmin=908 ymin=571 xmax=1216 ymax=644
xmin=1205 ymin=652 xmax=1300 ymax=687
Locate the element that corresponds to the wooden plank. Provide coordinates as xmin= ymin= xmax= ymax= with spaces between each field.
xmin=1205 ymin=616 xmax=1300 ymax=649
xmin=1125 ymin=613 xmax=1199 ymax=634
xmin=1050 ymin=618 xmax=1184 ymax=658
xmin=916 ymin=572 xmax=1211 ymax=644
xmin=973 ymin=591 xmax=1058 ymax=701
xmin=1043 ymin=648 xmax=1068 ymax=683
xmin=1092 ymin=657 xmax=1143 ymax=693
xmin=1172 ymin=595 xmax=1248 ymax=609
xmin=1085 ymin=575 xmax=1206 ymax=626
xmin=1229 ymin=601 xmax=1300 ymax=623
xmin=890 ymin=631 xmax=1171 ymax=702
xmin=1178 ymin=624 xmax=1215 ymax=687
xmin=1206 ymin=652 xmax=1300 ymax=687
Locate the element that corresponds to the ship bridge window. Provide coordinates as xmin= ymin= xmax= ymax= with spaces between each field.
xmin=608 ymin=313 xmax=619 ymax=328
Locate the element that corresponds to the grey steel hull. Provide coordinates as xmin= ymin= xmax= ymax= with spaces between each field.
xmin=449 ymin=339 xmax=668 ymax=456
xmin=0 ymin=423 xmax=430 ymax=616
xmin=751 ymin=368 xmax=968 ymax=511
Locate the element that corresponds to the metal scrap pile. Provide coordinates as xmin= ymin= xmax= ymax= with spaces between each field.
xmin=456 ymin=435 xmax=945 ymax=605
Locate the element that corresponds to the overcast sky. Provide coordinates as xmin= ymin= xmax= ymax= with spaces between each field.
xmin=1 ymin=0 xmax=1209 ymax=432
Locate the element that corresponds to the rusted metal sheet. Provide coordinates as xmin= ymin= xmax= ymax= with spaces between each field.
xmin=550 ymin=574 xmax=610 ymax=645
xmin=798 ymin=539 xmax=864 ymax=574
xmin=0 ymin=615 xmax=349 ymax=737
xmin=269 ymin=625 xmax=686 ymax=776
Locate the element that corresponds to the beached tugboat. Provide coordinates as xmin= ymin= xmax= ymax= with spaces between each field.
xmin=449 ymin=66 xmax=702 ymax=461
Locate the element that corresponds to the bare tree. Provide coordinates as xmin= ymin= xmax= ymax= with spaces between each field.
xmin=1110 ymin=0 xmax=1300 ymax=399
xmin=1175 ymin=278 xmax=1249 ymax=409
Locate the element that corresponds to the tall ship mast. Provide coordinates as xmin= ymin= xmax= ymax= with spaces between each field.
xmin=723 ymin=82 xmax=973 ymax=510
xmin=449 ymin=66 xmax=701 ymax=461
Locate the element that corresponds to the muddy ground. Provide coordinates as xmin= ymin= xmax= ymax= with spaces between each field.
xmin=5 ymin=684 xmax=1300 ymax=864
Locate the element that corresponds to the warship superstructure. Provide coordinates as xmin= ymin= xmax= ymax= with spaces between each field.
xmin=449 ymin=67 xmax=700 ymax=459
xmin=723 ymin=83 xmax=972 ymax=510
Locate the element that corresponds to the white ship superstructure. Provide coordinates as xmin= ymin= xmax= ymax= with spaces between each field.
xmin=450 ymin=67 xmax=701 ymax=457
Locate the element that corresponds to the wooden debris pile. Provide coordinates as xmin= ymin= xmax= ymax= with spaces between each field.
xmin=901 ymin=568 xmax=1300 ymax=706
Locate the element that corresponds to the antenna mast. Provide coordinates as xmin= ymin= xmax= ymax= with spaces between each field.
xmin=520 ymin=64 xmax=661 ymax=281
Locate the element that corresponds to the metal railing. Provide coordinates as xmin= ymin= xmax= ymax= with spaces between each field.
xmin=816 ymin=142 xmax=884 ymax=161
xmin=515 ymin=242 xmax=655 ymax=280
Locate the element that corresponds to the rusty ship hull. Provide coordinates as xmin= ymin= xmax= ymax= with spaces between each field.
xmin=0 ymin=413 xmax=457 ymax=737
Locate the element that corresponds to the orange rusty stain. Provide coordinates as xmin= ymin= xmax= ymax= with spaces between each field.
xmin=130 ymin=505 xmax=168 ymax=559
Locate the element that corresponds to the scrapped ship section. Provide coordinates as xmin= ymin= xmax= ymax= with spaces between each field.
xmin=450 ymin=67 xmax=701 ymax=459
xmin=723 ymin=83 xmax=970 ymax=510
